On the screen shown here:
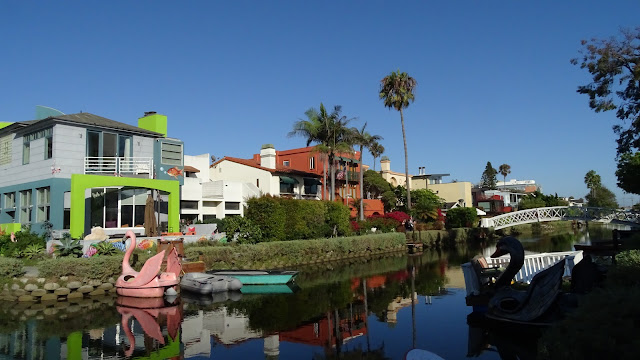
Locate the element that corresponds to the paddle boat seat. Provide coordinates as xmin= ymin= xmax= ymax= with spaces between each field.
xmin=471 ymin=255 xmax=503 ymax=287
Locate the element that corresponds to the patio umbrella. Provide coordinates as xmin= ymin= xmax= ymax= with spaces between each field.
xmin=144 ymin=194 xmax=157 ymax=237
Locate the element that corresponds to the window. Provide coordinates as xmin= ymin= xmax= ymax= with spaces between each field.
xmin=309 ymin=156 xmax=315 ymax=169
xmin=4 ymin=192 xmax=15 ymax=208
xmin=45 ymin=133 xmax=53 ymax=159
xmin=283 ymin=160 xmax=290 ymax=167
xmin=256 ymin=179 xmax=259 ymax=187
xmin=280 ymin=182 xmax=294 ymax=194
xmin=37 ymin=187 xmax=50 ymax=222
xmin=180 ymin=201 xmax=199 ymax=210
xmin=203 ymin=215 xmax=217 ymax=222
xmin=225 ymin=202 xmax=240 ymax=211
xmin=0 ymin=135 xmax=11 ymax=165
xmin=161 ymin=142 xmax=183 ymax=166
xmin=22 ymin=142 xmax=30 ymax=164
xmin=20 ymin=190 xmax=32 ymax=224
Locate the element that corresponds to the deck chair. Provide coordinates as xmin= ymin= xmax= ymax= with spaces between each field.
xmin=471 ymin=255 xmax=503 ymax=287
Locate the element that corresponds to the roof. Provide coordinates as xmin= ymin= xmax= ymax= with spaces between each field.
xmin=183 ymin=165 xmax=200 ymax=173
xmin=52 ymin=113 xmax=164 ymax=136
xmin=1 ymin=113 xmax=163 ymax=137
xmin=212 ymin=156 xmax=321 ymax=177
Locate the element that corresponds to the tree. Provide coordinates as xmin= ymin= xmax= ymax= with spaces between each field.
xmin=411 ymin=189 xmax=444 ymax=222
xmin=380 ymin=70 xmax=417 ymax=210
xmin=584 ymin=170 xmax=602 ymax=199
xmin=498 ymin=164 xmax=511 ymax=189
xmin=519 ymin=190 xmax=569 ymax=210
xmin=583 ymin=170 xmax=618 ymax=208
xmin=615 ymin=152 xmax=640 ymax=195
xmin=289 ymin=103 xmax=353 ymax=201
xmin=480 ymin=162 xmax=498 ymax=189
xmin=369 ymin=141 xmax=385 ymax=171
xmin=351 ymin=123 xmax=383 ymax=220
xmin=571 ymin=27 xmax=640 ymax=157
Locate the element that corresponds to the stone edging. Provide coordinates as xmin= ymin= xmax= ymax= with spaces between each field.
xmin=1 ymin=276 xmax=117 ymax=302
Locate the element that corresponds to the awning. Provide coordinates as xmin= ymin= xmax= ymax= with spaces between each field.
xmin=280 ymin=176 xmax=299 ymax=184
xmin=304 ymin=178 xmax=322 ymax=185
xmin=183 ymin=165 xmax=200 ymax=173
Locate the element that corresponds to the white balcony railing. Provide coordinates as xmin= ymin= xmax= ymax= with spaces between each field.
xmin=84 ymin=157 xmax=154 ymax=178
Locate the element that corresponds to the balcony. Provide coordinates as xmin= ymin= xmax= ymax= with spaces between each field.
xmin=84 ymin=157 xmax=154 ymax=179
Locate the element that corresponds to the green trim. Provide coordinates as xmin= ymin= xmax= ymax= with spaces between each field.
xmin=132 ymin=331 xmax=180 ymax=360
xmin=0 ymin=122 xmax=12 ymax=129
xmin=0 ymin=223 xmax=21 ymax=233
xmin=66 ymin=331 xmax=82 ymax=360
xmin=69 ymin=174 xmax=179 ymax=238
xmin=279 ymin=176 xmax=298 ymax=184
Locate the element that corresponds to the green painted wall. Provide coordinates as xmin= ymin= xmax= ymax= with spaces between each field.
xmin=138 ymin=113 xmax=167 ymax=137
xmin=69 ymin=174 xmax=179 ymax=238
xmin=0 ymin=223 xmax=21 ymax=233
xmin=0 ymin=122 xmax=12 ymax=129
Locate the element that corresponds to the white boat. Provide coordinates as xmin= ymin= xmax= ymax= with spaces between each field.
xmin=180 ymin=273 xmax=243 ymax=295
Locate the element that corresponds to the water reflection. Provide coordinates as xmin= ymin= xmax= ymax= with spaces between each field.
xmin=0 ymin=225 xmax=624 ymax=359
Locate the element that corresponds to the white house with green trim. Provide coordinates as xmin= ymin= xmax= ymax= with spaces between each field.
xmin=0 ymin=108 xmax=184 ymax=238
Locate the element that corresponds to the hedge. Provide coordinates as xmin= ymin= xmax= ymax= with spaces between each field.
xmin=245 ymin=195 xmax=352 ymax=241
xmin=36 ymin=250 xmax=153 ymax=281
xmin=185 ymin=233 xmax=406 ymax=270
xmin=0 ymin=257 xmax=24 ymax=278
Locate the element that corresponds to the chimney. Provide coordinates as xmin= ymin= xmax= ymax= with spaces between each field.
xmin=380 ymin=156 xmax=390 ymax=171
xmin=260 ymin=144 xmax=276 ymax=169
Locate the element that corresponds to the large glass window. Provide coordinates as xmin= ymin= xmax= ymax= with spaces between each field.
xmin=119 ymin=136 xmax=132 ymax=159
xmin=37 ymin=187 xmax=50 ymax=222
xmin=87 ymin=131 xmax=100 ymax=157
xmin=121 ymin=189 xmax=147 ymax=227
xmin=90 ymin=189 xmax=105 ymax=228
xmin=20 ymin=190 xmax=32 ymax=224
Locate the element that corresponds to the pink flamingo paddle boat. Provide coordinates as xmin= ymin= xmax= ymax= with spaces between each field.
xmin=116 ymin=230 xmax=181 ymax=298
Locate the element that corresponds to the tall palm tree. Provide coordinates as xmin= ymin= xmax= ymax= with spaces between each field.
xmin=351 ymin=123 xmax=383 ymax=220
xmin=289 ymin=103 xmax=353 ymax=201
xmin=498 ymin=164 xmax=511 ymax=190
xmin=369 ymin=141 xmax=385 ymax=171
xmin=380 ymin=70 xmax=417 ymax=209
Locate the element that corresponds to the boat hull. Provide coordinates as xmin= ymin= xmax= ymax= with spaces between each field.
xmin=208 ymin=270 xmax=298 ymax=285
xmin=180 ymin=273 xmax=243 ymax=295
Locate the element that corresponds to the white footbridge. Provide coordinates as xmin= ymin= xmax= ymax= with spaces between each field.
xmin=480 ymin=206 xmax=640 ymax=230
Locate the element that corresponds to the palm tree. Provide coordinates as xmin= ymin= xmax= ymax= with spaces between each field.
xmin=369 ymin=141 xmax=385 ymax=171
xmin=289 ymin=103 xmax=353 ymax=201
xmin=584 ymin=170 xmax=602 ymax=200
xmin=498 ymin=164 xmax=511 ymax=190
xmin=351 ymin=122 xmax=383 ymax=220
xmin=380 ymin=70 xmax=417 ymax=209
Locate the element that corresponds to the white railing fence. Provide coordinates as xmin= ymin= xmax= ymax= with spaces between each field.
xmin=462 ymin=250 xmax=583 ymax=297
xmin=481 ymin=206 xmax=640 ymax=229
xmin=84 ymin=157 xmax=153 ymax=178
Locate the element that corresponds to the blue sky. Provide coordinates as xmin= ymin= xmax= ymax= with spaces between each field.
xmin=3 ymin=1 xmax=640 ymax=205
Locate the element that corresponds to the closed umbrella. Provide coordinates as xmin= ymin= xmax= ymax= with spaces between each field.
xmin=144 ymin=194 xmax=157 ymax=237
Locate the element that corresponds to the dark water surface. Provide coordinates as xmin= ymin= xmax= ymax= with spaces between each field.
xmin=0 ymin=225 xmax=623 ymax=360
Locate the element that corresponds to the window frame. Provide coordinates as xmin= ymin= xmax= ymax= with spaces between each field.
xmin=36 ymin=187 xmax=50 ymax=222
xmin=309 ymin=156 xmax=315 ymax=170
xmin=20 ymin=189 xmax=32 ymax=224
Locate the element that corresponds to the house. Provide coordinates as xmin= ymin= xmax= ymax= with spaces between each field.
xmin=380 ymin=157 xmax=473 ymax=208
xmin=0 ymin=107 xmax=183 ymax=238
xmin=208 ymin=145 xmax=323 ymax=213
xmin=180 ymin=153 xmax=260 ymax=222
xmin=496 ymin=179 xmax=540 ymax=193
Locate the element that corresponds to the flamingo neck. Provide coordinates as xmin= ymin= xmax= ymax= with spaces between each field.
xmin=122 ymin=231 xmax=136 ymax=274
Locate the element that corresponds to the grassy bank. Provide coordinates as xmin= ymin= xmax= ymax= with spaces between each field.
xmin=404 ymin=228 xmax=488 ymax=247
xmin=185 ymin=233 xmax=407 ymax=270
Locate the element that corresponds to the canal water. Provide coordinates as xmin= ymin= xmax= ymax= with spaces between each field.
xmin=0 ymin=225 xmax=623 ymax=360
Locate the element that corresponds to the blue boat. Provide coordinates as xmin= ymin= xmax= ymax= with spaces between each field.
xmin=240 ymin=283 xmax=300 ymax=294
xmin=207 ymin=270 xmax=298 ymax=285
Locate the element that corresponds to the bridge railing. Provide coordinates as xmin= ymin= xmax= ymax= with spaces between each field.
xmin=480 ymin=206 xmax=640 ymax=229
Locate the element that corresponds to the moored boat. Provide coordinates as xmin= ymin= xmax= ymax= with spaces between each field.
xmin=207 ymin=270 xmax=298 ymax=285
xmin=180 ymin=272 xmax=243 ymax=295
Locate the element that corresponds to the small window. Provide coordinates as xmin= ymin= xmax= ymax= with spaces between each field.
xmin=23 ymin=142 xmax=30 ymax=165
xmin=45 ymin=133 xmax=53 ymax=159
xmin=180 ymin=201 xmax=199 ymax=210
xmin=4 ymin=192 xmax=15 ymax=208
xmin=283 ymin=160 xmax=290 ymax=167
xmin=256 ymin=179 xmax=259 ymax=187
xmin=20 ymin=190 xmax=32 ymax=224
xmin=161 ymin=142 xmax=183 ymax=166
xmin=225 ymin=202 xmax=240 ymax=211
xmin=37 ymin=187 xmax=50 ymax=222
xmin=309 ymin=156 xmax=315 ymax=170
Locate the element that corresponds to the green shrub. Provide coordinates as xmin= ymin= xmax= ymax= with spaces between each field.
xmin=23 ymin=244 xmax=45 ymax=259
xmin=282 ymin=198 xmax=326 ymax=240
xmin=36 ymin=250 xmax=153 ymax=281
xmin=445 ymin=207 xmax=478 ymax=229
xmin=0 ymin=229 xmax=46 ymax=258
xmin=94 ymin=241 xmax=118 ymax=256
xmin=0 ymin=257 xmax=24 ymax=277
xmin=220 ymin=216 xmax=263 ymax=244
xmin=325 ymin=201 xmax=352 ymax=237
xmin=185 ymin=233 xmax=406 ymax=269
xmin=245 ymin=195 xmax=286 ymax=242
xmin=54 ymin=237 xmax=83 ymax=257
